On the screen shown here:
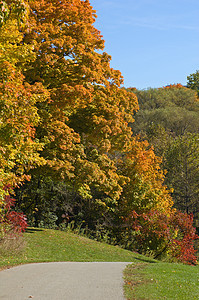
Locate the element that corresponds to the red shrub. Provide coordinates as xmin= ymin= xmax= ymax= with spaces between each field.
xmin=129 ymin=209 xmax=198 ymax=265
xmin=170 ymin=212 xmax=198 ymax=265
xmin=0 ymin=193 xmax=27 ymax=236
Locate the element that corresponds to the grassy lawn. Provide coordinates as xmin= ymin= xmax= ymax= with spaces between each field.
xmin=0 ymin=227 xmax=154 ymax=269
xmin=1 ymin=227 xmax=198 ymax=300
xmin=124 ymin=261 xmax=199 ymax=300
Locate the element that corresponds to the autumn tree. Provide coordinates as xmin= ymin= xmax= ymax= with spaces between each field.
xmin=0 ymin=1 xmax=48 ymax=188
xmin=0 ymin=0 xmax=49 ymax=237
xmin=14 ymin=0 xmax=139 ymax=224
xmin=15 ymin=1 xmax=174 ymax=229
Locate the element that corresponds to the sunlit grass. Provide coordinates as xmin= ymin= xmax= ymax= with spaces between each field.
xmin=124 ymin=261 xmax=199 ymax=299
xmin=0 ymin=227 xmax=155 ymax=269
xmin=1 ymin=227 xmax=198 ymax=300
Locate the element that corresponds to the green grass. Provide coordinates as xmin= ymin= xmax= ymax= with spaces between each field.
xmin=0 ymin=227 xmax=154 ymax=269
xmin=1 ymin=227 xmax=198 ymax=300
xmin=124 ymin=261 xmax=199 ymax=300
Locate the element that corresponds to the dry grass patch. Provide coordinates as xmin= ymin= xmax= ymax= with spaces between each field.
xmin=0 ymin=235 xmax=26 ymax=256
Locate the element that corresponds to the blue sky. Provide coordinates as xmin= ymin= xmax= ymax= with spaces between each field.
xmin=89 ymin=0 xmax=199 ymax=89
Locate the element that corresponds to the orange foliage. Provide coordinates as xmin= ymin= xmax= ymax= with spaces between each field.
xmin=117 ymin=136 xmax=173 ymax=215
xmin=163 ymin=83 xmax=185 ymax=89
xmin=1 ymin=0 xmax=174 ymax=224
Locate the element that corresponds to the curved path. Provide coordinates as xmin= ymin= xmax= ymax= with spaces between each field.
xmin=0 ymin=262 xmax=130 ymax=300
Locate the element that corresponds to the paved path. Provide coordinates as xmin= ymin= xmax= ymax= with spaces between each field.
xmin=0 ymin=262 xmax=130 ymax=300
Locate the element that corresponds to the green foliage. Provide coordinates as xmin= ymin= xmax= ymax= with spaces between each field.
xmin=165 ymin=134 xmax=199 ymax=218
xmin=131 ymin=85 xmax=199 ymax=225
xmin=133 ymin=107 xmax=199 ymax=137
xmin=187 ymin=70 xmax=199 ymax=96
xmin=133 ymin=85 xmax=199 ymax=110
xmin=132 ymin=86 xmax=199 ymax=138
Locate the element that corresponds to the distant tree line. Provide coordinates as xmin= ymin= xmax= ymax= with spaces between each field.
xmin=129 ymin=81 xmax=199 ymax=227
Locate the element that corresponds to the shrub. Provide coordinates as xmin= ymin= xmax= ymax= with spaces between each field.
xmin=127 ymin=209 xmax=198 ymax=265
xmin=169 ymin=212 xmax=198 ymax=265
xmin=0 ymin=192 xmax=27 ymax=240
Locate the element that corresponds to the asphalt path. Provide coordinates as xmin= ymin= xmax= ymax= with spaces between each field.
xmin=0 ymin=262 xmax=130 ymax=300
